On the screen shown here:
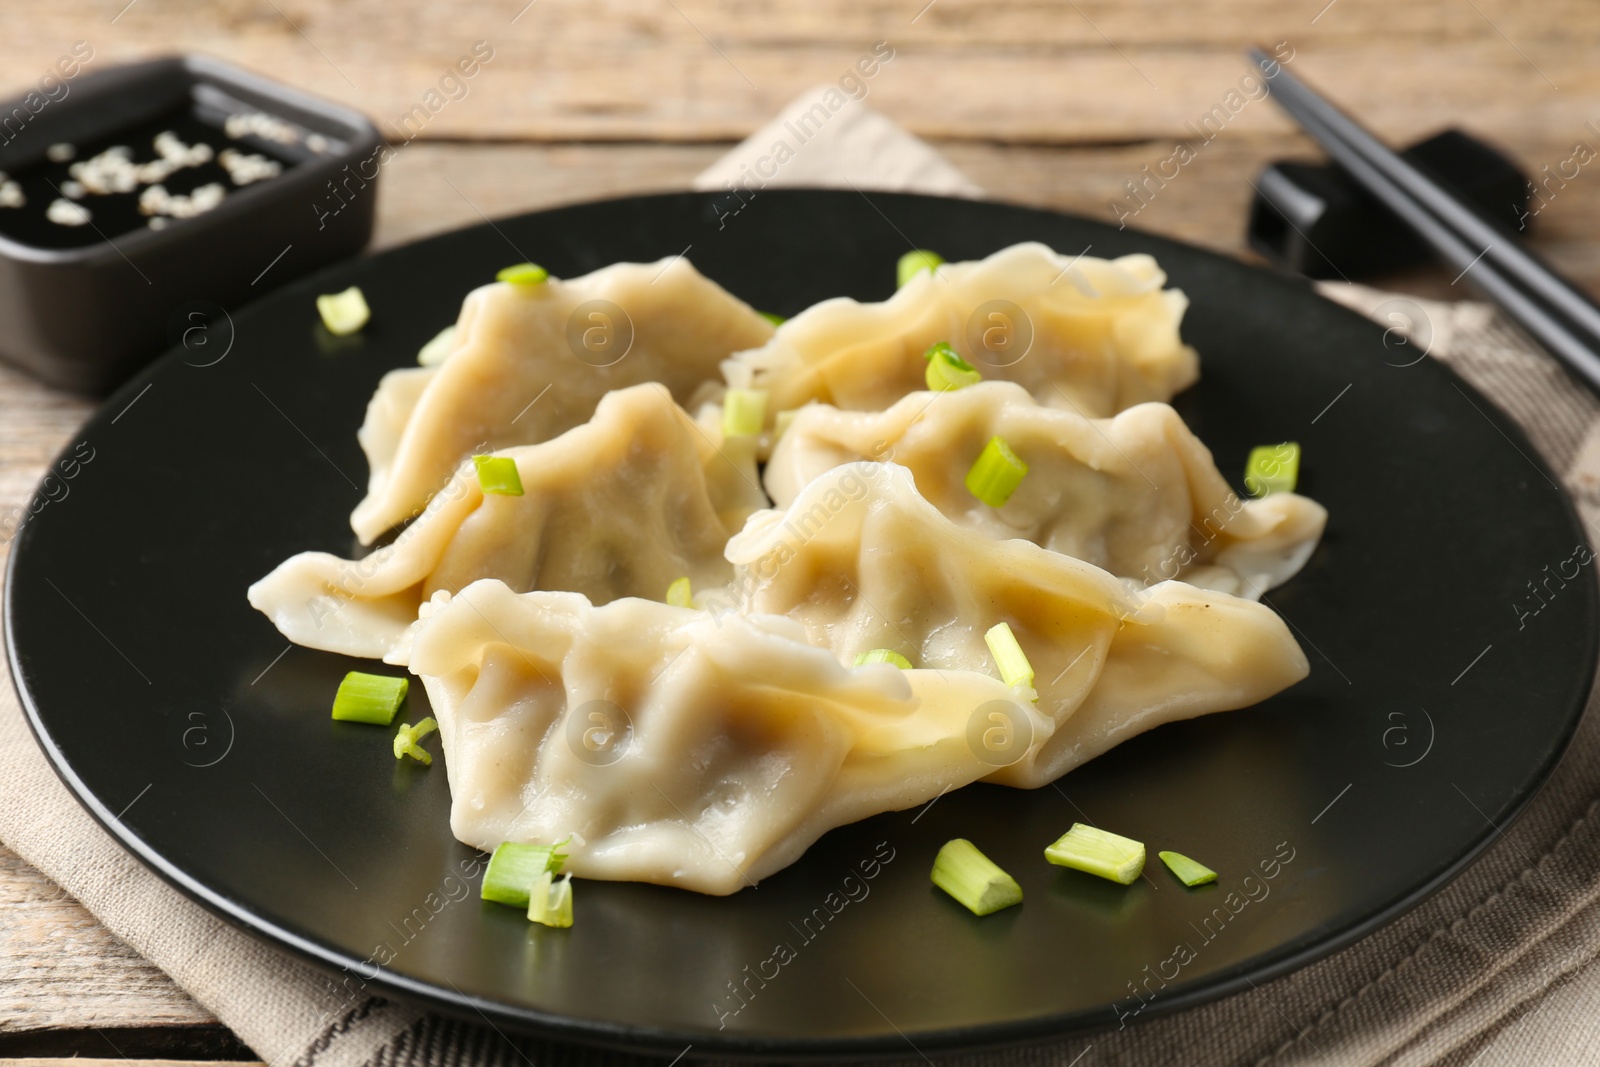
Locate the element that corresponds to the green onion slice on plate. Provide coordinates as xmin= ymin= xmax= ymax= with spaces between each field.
xmin=482 ymin=840 xmax=570 ymax=907
xmin=1243 ymin=442 xmax=1301 ymax=497
xmin=393 ymin=717 xmax=438 ymax=765
xmin=931 ymin=838 xmax=1022 ymax=916
xmin=330 ymin=671 xmax=408 ymax=725
xmin=529 ymin=871 xmax=575 ymax=928
xmin=1158 ymin=850 xmax=1218 ymax=887
xmin=1044 ymin=823 xmax=1146 ymax=884
xmin=316 ymin=286 xmax=370 ymax=336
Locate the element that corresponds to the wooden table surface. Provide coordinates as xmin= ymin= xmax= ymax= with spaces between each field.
xmin=2 ymin=0 xmax=1598 ymax=1060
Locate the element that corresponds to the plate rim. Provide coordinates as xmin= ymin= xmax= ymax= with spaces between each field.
xmin=7 ymin=187 xmax=1596 ymax=1060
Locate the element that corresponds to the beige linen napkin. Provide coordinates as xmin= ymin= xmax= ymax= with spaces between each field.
xmin=4 ymin=85 xmax=1600 ymax=1067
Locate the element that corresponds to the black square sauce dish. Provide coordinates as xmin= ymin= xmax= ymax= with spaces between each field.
xmin=0 ymin=55 xmax=382 ymax=392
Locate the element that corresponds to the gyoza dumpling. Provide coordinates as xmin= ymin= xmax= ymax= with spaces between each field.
xmin=352 ymin=258 xmax=774 ymax=543
xmin=720 ymin=463 xmax=1310 ymax=788
xmin=764 ymin=381 xmax=1326 ymax=598
xmin=356 ymin=365 xmax=436 ymax=503
xmin=406 ymin=579 xmax=1053 ymax=895
xmin=721 ymin=242 xmax=1198 ymax=426
xmin=248 ymin=384 xmax=766 ymax=663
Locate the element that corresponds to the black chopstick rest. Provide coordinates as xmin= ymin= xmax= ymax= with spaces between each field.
xmin=1248 ymin=129 xmax=1528 ymax=279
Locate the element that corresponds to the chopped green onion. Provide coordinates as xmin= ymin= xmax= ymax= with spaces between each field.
xmin=722 ymin=388 xmax=768 ymax=437
xmin=316 ymin=286 xmax=370 ymax=336
xmin=931 ymin=838 xmax=1022 ymax=916
xmin=666 ymin=576 xmax=693 ymax=608
xmin=393 ymin=717 xmax=438 ymax=765
xmin=1158 ymin=850 xmax=1218 ymax=887
xmin=897 ymin=249 xmax=944 ymax=288
xmin=482 ymin=840 xmax=570 ymax=907
xmin=965 ymin=435 xmax=1028 ymax=508
xmin=496 ymin=262 xmax=549 ymax=286
xmin=854 ymin=648 xmax=913 ymax=670
xmin=417 ymin=324 xmax=457 ymax=365
xmin=528 ymin=871 xmax=574 ymax=927
xmin=759 ymin=311 xmax=786 ymax=327
xmin=1243 ymin=442 xmax=1300 ymax=497
xmin=473 ymin=454 xmax=524 ymax=496
xmin=984 ymin=621 xmax=1034 ymax=690
xmin=773 ymin=408 xmax=800 ymax=440
xmin=330 ymin=671 xmax=408 ymax=725
xmin=924 ymin=341 xmax=982 ymax=392
xmin=1044 ymin=823 xmax=1146 ymax=884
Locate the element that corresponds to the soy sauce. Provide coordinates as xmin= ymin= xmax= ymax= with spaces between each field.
xmin=0 ymin=100 xmax=304 ymax=251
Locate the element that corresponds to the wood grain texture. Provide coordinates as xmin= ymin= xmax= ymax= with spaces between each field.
xmin=0 ymin=845 xmax=215 ymax=1030
xmin=369 ymin=136 xmax=1600 ymax=299
xmin=0 ymin=0 xmax=1597 ymax=144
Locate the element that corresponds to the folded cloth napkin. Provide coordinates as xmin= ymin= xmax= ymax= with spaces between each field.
xmin=4 ymin=85 xmax=1600 ymax=1067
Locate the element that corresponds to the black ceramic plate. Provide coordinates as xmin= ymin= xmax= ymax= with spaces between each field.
xmin=6 ymin=191 xmax=1595 ymax=1060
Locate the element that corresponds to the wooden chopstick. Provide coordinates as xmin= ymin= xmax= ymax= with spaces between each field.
xmin=1246 ymin=47 xmax=1600 ymax=395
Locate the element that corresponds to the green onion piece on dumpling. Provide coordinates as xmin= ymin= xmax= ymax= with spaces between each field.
xmin=854 ymin=648 xmax=913 ymax=669
xmin=473 ymin=454 xmax=524 ymax=496
xmin=722 ymin=388 xmax=767 ymax=438
xmin=924 ymin=341 xmax=982 ymax=392
xmin=496 ymin=262 xmax=550 ymax=286
xmin=897 ymin=249 xmax=944 ymax=287
xmin=965 ymin=435 xmax=1028 ymax=507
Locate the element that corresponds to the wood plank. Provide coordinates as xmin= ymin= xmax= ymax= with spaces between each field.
xmin=369 ymin=141 xmax=722 ymax=251
xmin=370 ymin=136 xmax=1600 ymax=299
xmin=0 ymin=845 xmax=215 ymax=1030
xmin=0 ymin=2 xmax=1596 ymax=143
